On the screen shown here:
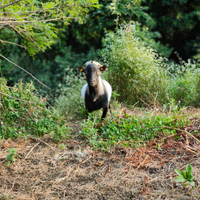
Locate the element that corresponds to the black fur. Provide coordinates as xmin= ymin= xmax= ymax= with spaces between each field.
xmin=80 ymin=62 xmax=112 ymax=119
xmin=85 ymin=82 xmax=110 ymax=119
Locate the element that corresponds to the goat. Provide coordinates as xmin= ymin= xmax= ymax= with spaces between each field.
xmin=77 ymin=61 xmax=112 ymax=119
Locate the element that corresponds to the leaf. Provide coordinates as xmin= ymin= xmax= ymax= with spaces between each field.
xmin=6 ymin=154 xmax=13 ymax=162
xmin=188 ymin=180 xmax=195 ymax=187
xmin=174 ymin=175 xmax=186 ymax=182
xmin=174 ymin=169 xmax=185 ymax=177
xmin=185 ymin=164 xmax=192 ymax=178
xmin=188 ymin=175 xmax=194 ymax=181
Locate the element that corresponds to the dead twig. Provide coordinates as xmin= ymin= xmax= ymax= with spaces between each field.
xmin=25 ymin=142 xmax=40 ymax=159
xmin=28 ymin=135 xmax=53 ymax=149
xmin=0 ymin=91 xmax=35 ymax=104
xmin=137 ymin=155 xmax=149 ymax=169
xmin=162 ymin=126 xmax=200 ymax=144
xmin=0 ymin=39 xmax=27 ymax=49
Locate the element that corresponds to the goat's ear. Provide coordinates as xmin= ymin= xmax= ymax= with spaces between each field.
xmin=77 ymin=67 xmax=84 ymax=72
xmin=99 ymin=65 xmax=107 ymax=72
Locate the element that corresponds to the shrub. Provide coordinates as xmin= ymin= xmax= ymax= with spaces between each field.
xmin=0 ymin=78 xmax=70 ymax=142
xmin=101 ymin=23 xmax=168 ymax=106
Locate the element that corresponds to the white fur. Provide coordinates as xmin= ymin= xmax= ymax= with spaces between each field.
xmin=81 ymin=78 xmax=112 ymax=102
xmin=81 ymin=83 xmax=88 ymax=100
xmin=82 ymin=61 xmax=102 ymax=68
xmin=102 ymin=80 xmax=112 ymax=102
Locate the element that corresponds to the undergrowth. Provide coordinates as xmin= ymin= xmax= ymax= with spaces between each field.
xmin=55 ymin=69 xmax=86 ymax=120
xmin=78 ymin=106 xmax=196 ymax=151
xmin=0 ymin=78 xmax=70 ymax=142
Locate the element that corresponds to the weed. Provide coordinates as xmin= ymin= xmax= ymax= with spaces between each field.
xmin=55 ymin=70 xmax=86 ymax=120
xmin=59 ymin=143 xmax=66 ymax=151
xmin=6 ymin=148 xmax=18 ymax=166
xmin=174 ymin=164 xmax=195 ymax=188
xmin=101 ymin=23 xmax=168 ymax=106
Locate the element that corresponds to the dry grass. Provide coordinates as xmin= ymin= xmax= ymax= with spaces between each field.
xmin=0 ymin=108 xmax=200 ymax=199
xmin=0 ymin=136 xmax=200 ymax=199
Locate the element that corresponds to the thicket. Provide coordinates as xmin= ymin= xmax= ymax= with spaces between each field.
xmin=0 ymin=0 xmax=173 ymax=95
xmin=143 ymin=0 xmax=200 ymax=61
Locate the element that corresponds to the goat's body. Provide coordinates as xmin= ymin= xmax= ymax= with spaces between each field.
xmin=81 ymin=77 xmax=112 ymax=119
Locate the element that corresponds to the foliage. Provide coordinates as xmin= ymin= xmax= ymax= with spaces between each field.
xmin=0 ymin=0 xmax=100 ymax=56
xmin=101 ymin=23 xmax=168 ymax=106
xmin=166 ymin=59 xmax=200 ymax=107
xmin=174 ymin=164 xmax=195 ymax=188
xmin=0 ymin=78 xmax=70 ymax=142
xmin=64 ymin=0 xmax=171 ymax=55
xmin=143 ymin=0 xmax=200 ymax=61
xmin=78 ymin=114 xmax=99 ymax=148
xmin=59 ymin=143 xmax=66 ymax=151
xmin=6 ymin=148 xmax=18 ymax=166
xmin=79 ymin=107 xmax=192 ymax=151
xmin=0 ymin=44 xmax=98 ymax=96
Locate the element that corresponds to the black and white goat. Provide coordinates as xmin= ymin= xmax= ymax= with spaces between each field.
xmin=77 ymin=61 xmax=112 ymax=119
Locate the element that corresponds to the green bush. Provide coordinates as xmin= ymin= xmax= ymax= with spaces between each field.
xmin=101 ymin=23 xmax=168 ymax=106
xmin=0 ymin=78 xmax=70 ymax=142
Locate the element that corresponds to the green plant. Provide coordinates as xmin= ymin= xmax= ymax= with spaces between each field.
xmin=59 ymin=143 xmax=67 ymax=151
xmin=0 ymin=0 xmax=100 ymax=56
xmin=79 ymin=106 xmax=193 ymax=151
xmin=174 ymin=164 xmax=195 ymax=188
xmin=6 ymin=148 xmax=18 ymax=166
xmin=166 ymin=59 xmax=200 ymax=107
xmin=0 ymin=78 xmax=71 ymax=142
xmin=55 ymin=70 xmax=87 ymax=119
xmin=101 ymin=23 xmax=168 ymax=106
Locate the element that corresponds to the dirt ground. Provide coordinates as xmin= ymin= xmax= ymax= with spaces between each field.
xmin=0 ymin=115 xmax=200 ymax=199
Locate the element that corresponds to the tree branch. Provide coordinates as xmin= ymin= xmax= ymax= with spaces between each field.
xmin=0 ymin=0 xmax=22 ymax=10
xmin=0 ymin=54 xmax=50 ymax=90
xmin=0 ymin=91 xmax=35 ymax=104
xmin=0 ymin=17 xmax=75 ymax=25
xmin=0 ymin=39 xmax=27 ymax=49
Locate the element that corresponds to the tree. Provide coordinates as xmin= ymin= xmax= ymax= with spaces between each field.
xmin=143 ymin=0 xmax=200 ymax=61
xmin=0 ymin=0 xmax=100 ymax=56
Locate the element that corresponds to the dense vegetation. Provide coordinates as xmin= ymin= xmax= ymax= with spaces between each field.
xmin=0 ymin=0 xmax=200 ymax=149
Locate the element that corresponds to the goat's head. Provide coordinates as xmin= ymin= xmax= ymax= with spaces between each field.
xmin=77 ymin=61 xmax=107 ymax=87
